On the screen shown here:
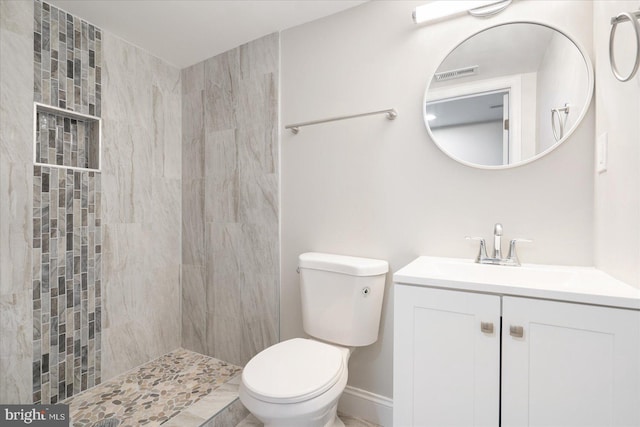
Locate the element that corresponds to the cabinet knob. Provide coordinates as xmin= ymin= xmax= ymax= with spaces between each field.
xmin=481 ymin=322 xmax=494 ymax=334
xmin=510 ymin=325 xmax=524 ymax=338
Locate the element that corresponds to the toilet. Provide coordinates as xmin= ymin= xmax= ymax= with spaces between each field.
xmin=239 ymin=252 xmax=388 ymax=427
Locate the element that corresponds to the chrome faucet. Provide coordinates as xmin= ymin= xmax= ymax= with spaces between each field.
xmin=466 ymin=223 xmax=532 ymax=266
xmin=493 ymin=223 xmax=503 ymax=259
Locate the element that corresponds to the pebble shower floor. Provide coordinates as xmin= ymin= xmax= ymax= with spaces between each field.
xmin=65 ymin=349 xmax=241 ymax=427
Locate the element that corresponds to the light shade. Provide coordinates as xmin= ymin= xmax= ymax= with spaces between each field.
xmin=413 ymin=0 xmax=512 ymax=25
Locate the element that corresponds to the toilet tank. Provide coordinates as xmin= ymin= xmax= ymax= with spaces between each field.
xmin=298 ymin=253 xmax=389 ymax=347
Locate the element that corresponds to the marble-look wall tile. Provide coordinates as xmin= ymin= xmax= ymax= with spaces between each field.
xmin=238 ymin=33 xmax=279 ymax=80
xmin=0 ymin=0 xmax=35 ymax=404
xmin=151 ymin=55 xmax=182 ymax=181
xmin=181 ymin=101 xmax=204 ymax=179
xmin=182 ymin=60 xmax=205 ymax=96
xmin=238 ymin=124 xmax=278 ymax=222
xmin=204 ymin=129 xmax=239 ymax=224
xmin=182 ymin=33 xmax=279 ymax=366
xmin=153 ymin=83 xmax=182 ymax=181
xmin=0 ymin=2 xmax=35 ymax=166
xmin=99 ymin=138 xmax=146 ymax=225
xmin=182 ymin=178 xmax=205 ymax=266
xmin=204 ymin=50 xmax=239 ymax=133
xmin=0 ymin=161 xmax=33 ymax=297
xmin=0 ymin=291 xmax=33 ymax=403
xmin=100 ymin=223 xmax=180 ymax=380
xmin=209 ymin=223 xmax=278 ymax=365
xmin=1 ymin=1 xmax=35 ymax=295
xmin=100 ymin=31 xmax=182 ymax=382
xmin=182 ymin=265 xmax=207 ymax=355
xmin=207 ymin=314 xmax=245 ymax=370
xmin=181 ymin=62 xmax=205 ymax=268
xmin=235 ymin=74 xmax=277 ymax=131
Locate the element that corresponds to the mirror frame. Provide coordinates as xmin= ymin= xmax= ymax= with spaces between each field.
xmin=423 ymin=21 xmax=594 ymax=170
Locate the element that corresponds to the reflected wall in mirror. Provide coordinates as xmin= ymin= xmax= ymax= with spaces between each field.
xmin=424 ymin=22 xmax=593 ymax=169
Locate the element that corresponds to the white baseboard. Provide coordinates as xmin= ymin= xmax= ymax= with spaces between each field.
xmin=338 ymin=385 xmax=393 ymax=427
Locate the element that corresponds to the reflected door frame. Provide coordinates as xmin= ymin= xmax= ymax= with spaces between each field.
xmin=427 ymin=75 xmax=522 ymax=165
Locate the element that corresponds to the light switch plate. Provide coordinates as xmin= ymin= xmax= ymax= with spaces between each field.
xmin=597 ymin=132 xmax=608 ymax=173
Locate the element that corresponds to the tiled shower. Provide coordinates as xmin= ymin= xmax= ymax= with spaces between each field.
xmin=0 ymin=0 xmax=279 ymax=411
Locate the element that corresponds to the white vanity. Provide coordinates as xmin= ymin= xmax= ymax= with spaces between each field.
xmin=393 ymin=256 xmax=640 ymax=427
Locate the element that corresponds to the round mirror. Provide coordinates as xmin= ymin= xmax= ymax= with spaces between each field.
xmin=424 ymin=22 xmax=593 ymax=169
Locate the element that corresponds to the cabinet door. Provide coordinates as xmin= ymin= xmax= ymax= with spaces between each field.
xmin=502 ymin=297 xmax=640 ymax=427
xmin=394 ymin=285 xmax=501 ymax=427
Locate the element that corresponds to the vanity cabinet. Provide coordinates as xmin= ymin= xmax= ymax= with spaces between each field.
xmin=501 ymin=296 xmax=640 ymax=427
xmin=394 ymin=284 xmax=640 ymax=427
xmin=394 ymin=285 xmax=501 ymax=426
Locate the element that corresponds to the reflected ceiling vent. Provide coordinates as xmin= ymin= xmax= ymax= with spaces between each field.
xmin=434 ymin=65 xmax=479 ymax=81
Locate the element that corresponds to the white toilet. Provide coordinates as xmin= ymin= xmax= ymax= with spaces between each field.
xmin=239 ymin=252 xmax=388 ymax=427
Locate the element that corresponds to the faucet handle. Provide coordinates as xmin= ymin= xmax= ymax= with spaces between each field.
xmin=507 ymin=238 xmax=533 ymax=266
xmin=466 ymin=236 xmax=488 ymax=263
xmin=510 ymin=238 xmax=533 ymax=244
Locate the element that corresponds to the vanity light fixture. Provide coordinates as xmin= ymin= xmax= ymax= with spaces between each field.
xmin=425 ymin=114 xmax=437 ymax=121
xmin=412 ymin=0 xmax=512 ymax=25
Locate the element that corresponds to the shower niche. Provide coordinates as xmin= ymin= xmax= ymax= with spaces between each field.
xmin=34 ymin=102 xmax=101 ymax=171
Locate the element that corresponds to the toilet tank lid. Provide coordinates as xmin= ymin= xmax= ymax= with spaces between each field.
xmin=299 ymin=253 xmax=389 ymax=276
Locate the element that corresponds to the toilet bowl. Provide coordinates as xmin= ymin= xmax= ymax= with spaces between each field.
xmin=239 ymin=253 xmax=388 ymax=427
xmin=240 ymin=338 xmax=351 ymax=427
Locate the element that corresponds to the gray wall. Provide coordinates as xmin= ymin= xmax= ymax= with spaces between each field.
xmin=281 ymin=0 xmax=595 ymax=398
xmin=594 ymin=0 xmax=640 ymax=288
xmin=535 ymin=31 xmax=591 ymax=153
xmin=181 ymin=33 xmax=280 ymax=366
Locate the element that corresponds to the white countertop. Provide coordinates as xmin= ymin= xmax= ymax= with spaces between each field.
xmin=393 ymin=256 xmax=640 ymax=310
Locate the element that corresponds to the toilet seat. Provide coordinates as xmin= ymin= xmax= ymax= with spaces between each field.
xmin=242 ymin=338 xmax=345 ymax=404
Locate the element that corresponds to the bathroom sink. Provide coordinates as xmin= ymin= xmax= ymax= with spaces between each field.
xmin=393 ymin=256 xmax=640 ymax=309
xmin=409 ymin=257 xmax=575 ymax=288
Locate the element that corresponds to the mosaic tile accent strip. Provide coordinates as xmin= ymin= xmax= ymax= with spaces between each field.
xmin=34 ymin=0 xmax=102 ymax=116
xmin=67 ymin=349 xmax=242 ymax=427
xmin=32 ymin=165 xmax=102 ymax=404
xmin=35 ymin=111 xmax=98 ymax=169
